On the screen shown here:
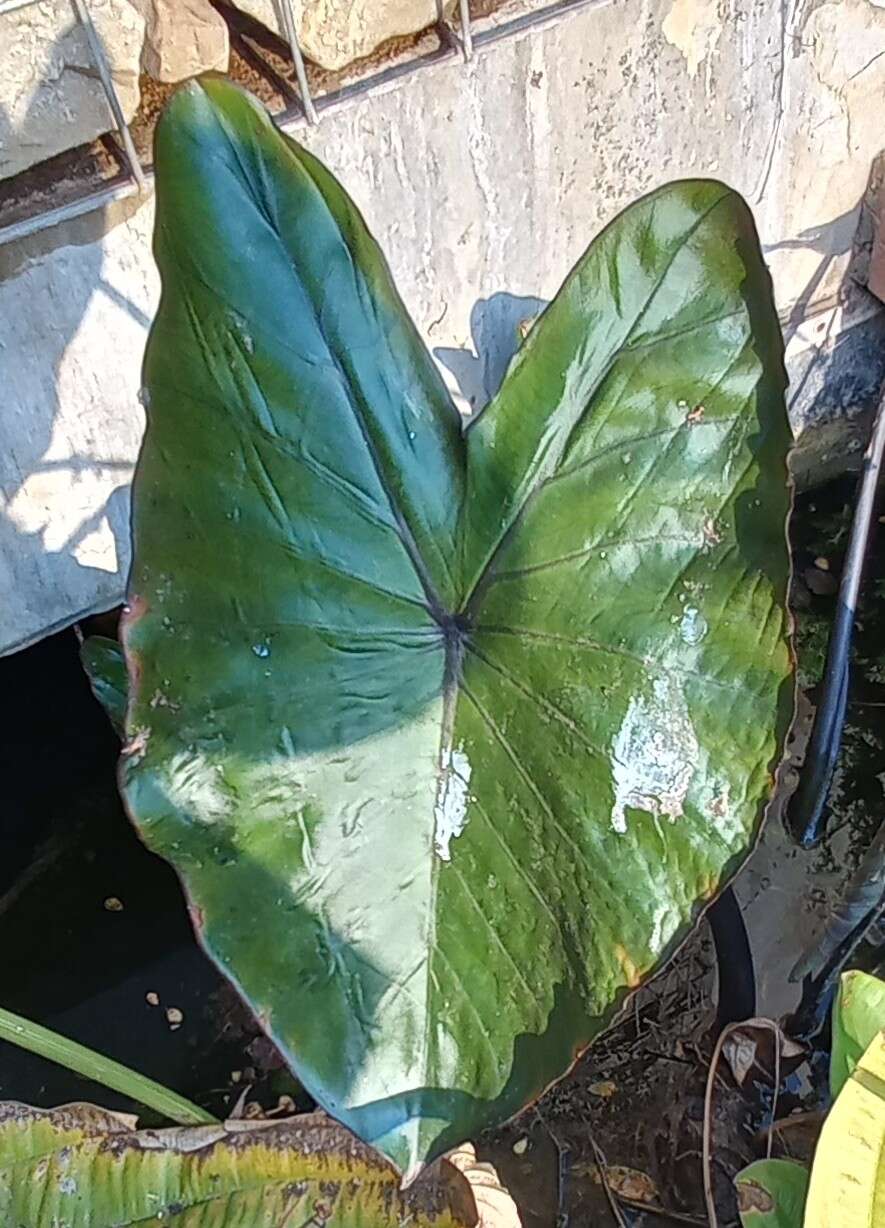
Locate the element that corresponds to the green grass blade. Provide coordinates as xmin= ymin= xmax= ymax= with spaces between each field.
xmin=0 ymin=1006 xmax=217 ymax=1126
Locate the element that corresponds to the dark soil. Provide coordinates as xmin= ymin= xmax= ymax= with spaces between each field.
xmin=0 ymin=615 xmax=305 ymax=1123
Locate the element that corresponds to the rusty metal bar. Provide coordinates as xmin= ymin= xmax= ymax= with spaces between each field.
xmin=473 ymin=0 xmax=612 ymax=46
xmin=0 ymin=0 xmax=39 ymax=14
xmin=70 ymin=0 xmax=147 ymax=190
xmin=0 ymin=0 xmax=616 ymax=245
xmin=275 ymin=0 xmax=319 ymax=124
xmin=0 ymin=179 xmax=139 ymax=246
xmin=457 ymin=0 xmax=473 ymax=60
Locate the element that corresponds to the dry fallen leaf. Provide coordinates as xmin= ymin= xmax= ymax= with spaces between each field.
xmin=447 ymin=1142 xmax=522 ymax=1227
xmin=723 ymin=1028 xmax=758 ymax=1086
xmin=723 ymin=1024 xmax=804 ymax=1086
xmin=590 ymin=1164 xmax=658 ymax=1203
xmin=736 ymin=1179 xmax=775 ymax=1214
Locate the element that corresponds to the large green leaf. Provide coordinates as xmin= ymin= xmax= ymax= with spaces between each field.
xmin=121 ymin=78 xmax=793 ymax=1175
xmin=0 ymin=1103 xmax=475 ymax=1225
xmin=830 ymin=970 xmax=885 ymax=1099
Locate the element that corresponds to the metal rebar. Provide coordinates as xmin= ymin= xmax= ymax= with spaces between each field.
xmin=472 ymin=0 xmax=613 ymax=49
xmin=299 ymin=39 xmax=456 ymax=123
xmin=1 ymin=0 xmax=616 ymax=245
xmin=275 ymin=0 xmax=318 ymax=124
xmin=0 ymin=0 xmax=42 ymax=15
xmin=0 ymin=179 xmax=140 ymax=247
xmin=230 ymin=29 xmax=300 ymax=108
xmin=70 ymin=0 xmax=146 ymax=191
xmin=457 ymin=0 xmax=473 ymax=61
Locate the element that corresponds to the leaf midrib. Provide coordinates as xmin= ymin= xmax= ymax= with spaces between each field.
xmin=289 ymin=184 xmax=733 ymax=1090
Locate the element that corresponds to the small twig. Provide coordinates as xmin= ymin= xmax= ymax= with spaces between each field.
xmin=702 ymin=1017 xmax=783 ymax=1228
xmin=534 ymin=1108 xmax=572 ymax=1228
xmin=756 ymin=1108 xmax=826 ymax=1142
xmin=642 ymin=1049 xmax=694 ymax=1066
xmin=587 ymin=1130 xmax=629 ymax=1228
xmin=617 ymin=1197 xmax=709 ymax=1226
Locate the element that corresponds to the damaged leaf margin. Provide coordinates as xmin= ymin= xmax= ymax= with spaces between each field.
xmin=0 ymin=1102 xmax=477 ymax=1227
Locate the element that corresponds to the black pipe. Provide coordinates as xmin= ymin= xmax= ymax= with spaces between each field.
xmin=787 ymin=391 xmax=885 ymax=849
xmin=708 ymin=885 xmax=756 ymax=1028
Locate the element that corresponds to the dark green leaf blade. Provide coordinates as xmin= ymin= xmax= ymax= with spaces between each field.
xmin=122 ymin=79 xmax=794 ymax=1178
xmin=144 ymin=77 xmax=464 ymax=615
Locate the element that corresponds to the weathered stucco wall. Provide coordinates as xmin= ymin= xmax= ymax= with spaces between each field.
xmin=3 ymin=0 xmax=885 ymax=653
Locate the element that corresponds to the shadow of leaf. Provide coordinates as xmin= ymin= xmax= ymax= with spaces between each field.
xmin=435 ymin=292 xmax=549 ymax=412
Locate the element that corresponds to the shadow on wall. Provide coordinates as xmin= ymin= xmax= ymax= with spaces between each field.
xmin=764 ymin=176 xmax=885 ymax=429
xmin=0 ymin=20 xmax=150 ymax=654
xmin=435 ymin=291 xmax=549 ymax=413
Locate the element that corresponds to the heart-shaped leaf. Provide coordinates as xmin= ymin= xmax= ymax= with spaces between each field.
xmin=121 ymin=78 xmax=794 ymax=1176
xmin=0 ymin=1103 xmax=475 ymax=1226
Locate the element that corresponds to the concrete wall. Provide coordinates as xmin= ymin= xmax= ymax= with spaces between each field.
xmin=3 ymin=0 xmax=885 ymax=653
